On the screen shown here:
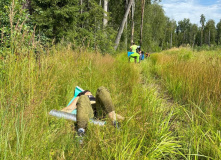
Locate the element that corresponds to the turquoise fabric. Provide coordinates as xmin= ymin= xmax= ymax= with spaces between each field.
xmin=67 ymin=86 xmax=84 ymax=115
xmin=71 ymin=109 xmax=77 ymax=114
xmin=128 ymin=52 xmax=133 ymax=57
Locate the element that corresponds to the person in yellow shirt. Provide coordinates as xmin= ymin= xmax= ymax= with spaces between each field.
xmin=129 ymin=42 xmax=140 ymax=63
xmin=130 ymin=42 xmax=138 ymax=53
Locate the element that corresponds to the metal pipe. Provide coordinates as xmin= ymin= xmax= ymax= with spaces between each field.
xmin=49 ymin=110 xmax=106 ymax=126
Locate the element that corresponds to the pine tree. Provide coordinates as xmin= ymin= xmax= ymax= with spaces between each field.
xmin=31 ymin=0 xmax=80 ymax=42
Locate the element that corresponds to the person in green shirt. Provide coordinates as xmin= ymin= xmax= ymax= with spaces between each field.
xmin=130 ymin=42 xmax=138 ymax=53
xmin=129 ymin=42 xmax=140 ymax=63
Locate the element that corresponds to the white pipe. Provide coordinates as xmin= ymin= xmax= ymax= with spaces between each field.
xmin=49 ymin=110 xmax=106 ymax=126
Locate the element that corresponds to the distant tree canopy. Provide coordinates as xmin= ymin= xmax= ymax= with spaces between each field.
xmin=0 ymin=0 xmax=221 ymax=54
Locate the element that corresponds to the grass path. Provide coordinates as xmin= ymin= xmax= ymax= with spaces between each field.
xmin=140 ymin=61 xmax=183 ymax=132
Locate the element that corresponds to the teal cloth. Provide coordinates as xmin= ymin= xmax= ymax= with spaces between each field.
xmin=67 ymin=86 xmax=84 ymax=115
xmin=71 ymin=109 xmax=77 ymax=114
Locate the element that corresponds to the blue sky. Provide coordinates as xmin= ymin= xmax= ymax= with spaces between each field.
xmin=159 ymin=0 xmax=221 ymax=26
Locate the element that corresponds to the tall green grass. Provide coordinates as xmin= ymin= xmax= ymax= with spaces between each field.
xmin=150 ymin=47 xmax=221 ymax=117
xmin=0 ymin=47 xmax=183 ymax=159
xmin=147 ymin=47 xmax=221 ymax=159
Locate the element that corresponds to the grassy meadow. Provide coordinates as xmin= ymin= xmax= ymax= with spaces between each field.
xmin=0 ymin=46 xmax=221 ymax=159
xmin=147 ymin=48 xmax=221 ymax=159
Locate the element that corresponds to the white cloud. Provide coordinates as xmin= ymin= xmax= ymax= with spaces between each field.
xmin=160 ymin=0 xmax=221 ymax=26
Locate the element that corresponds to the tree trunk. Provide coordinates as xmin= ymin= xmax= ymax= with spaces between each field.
xmin=130 ymin=0 xmax=135 ymax=44
xmin=80 ymin=0 xmax=83 ymax=14
xmin=103 ymin=0 xmax=108 ymax=27
xmin=22 ymin=0 xmax=32 ymax=14
xmin=170 ymin=31 xmax=172 ymax=48
xmin=193 ymin=34 xmax=196 ymax=47
xmin=183 ymin=31 xmax=186 ymax=44
xmin=125 ymin=0 xmax=128 ymax=48
xmin=209 ymin=29 xmax=210 ymax=46
xmin=114 ymin=0 xmax=133 ymax=50
xmin=87 ymin=0 xmax=90 ymax=10
xmin=80 ymin=0 xmax=84 ymax=28
xmin=140 ymin=0 xmax=145 ymax=48
xmin=201 ymin=29 xmax=203 ymax=46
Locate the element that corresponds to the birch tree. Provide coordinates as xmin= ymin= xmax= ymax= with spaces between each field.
xmin=103 ymin=0 xmax=108 ymax=27
xmin=216 ymin=20 xmax=221 ymax=45
xmin=125 ymin=0 xmax=128 ymax=48
xmin=166 ymin=19 xmax=176 ymax=48
xmin=140 ymin=0 xmax=145 ymax=47
xmin=200 ymin=14 xmax=206 ymax=46
xmin=130 ymin=0 xmax=135 ymax=44
xmin=205 ymin=19 xmax=216 ymax=46
xmin=80 ymin=0 xmax=83 ymax=14
xmin=190 ymin=24 xmax=198 ymax=48
xmin=114 ymin=0 xmax=133 ymax=50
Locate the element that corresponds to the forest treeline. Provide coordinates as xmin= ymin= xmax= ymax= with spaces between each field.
xmin=1 ymin=0 xmax=221 ymax=55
